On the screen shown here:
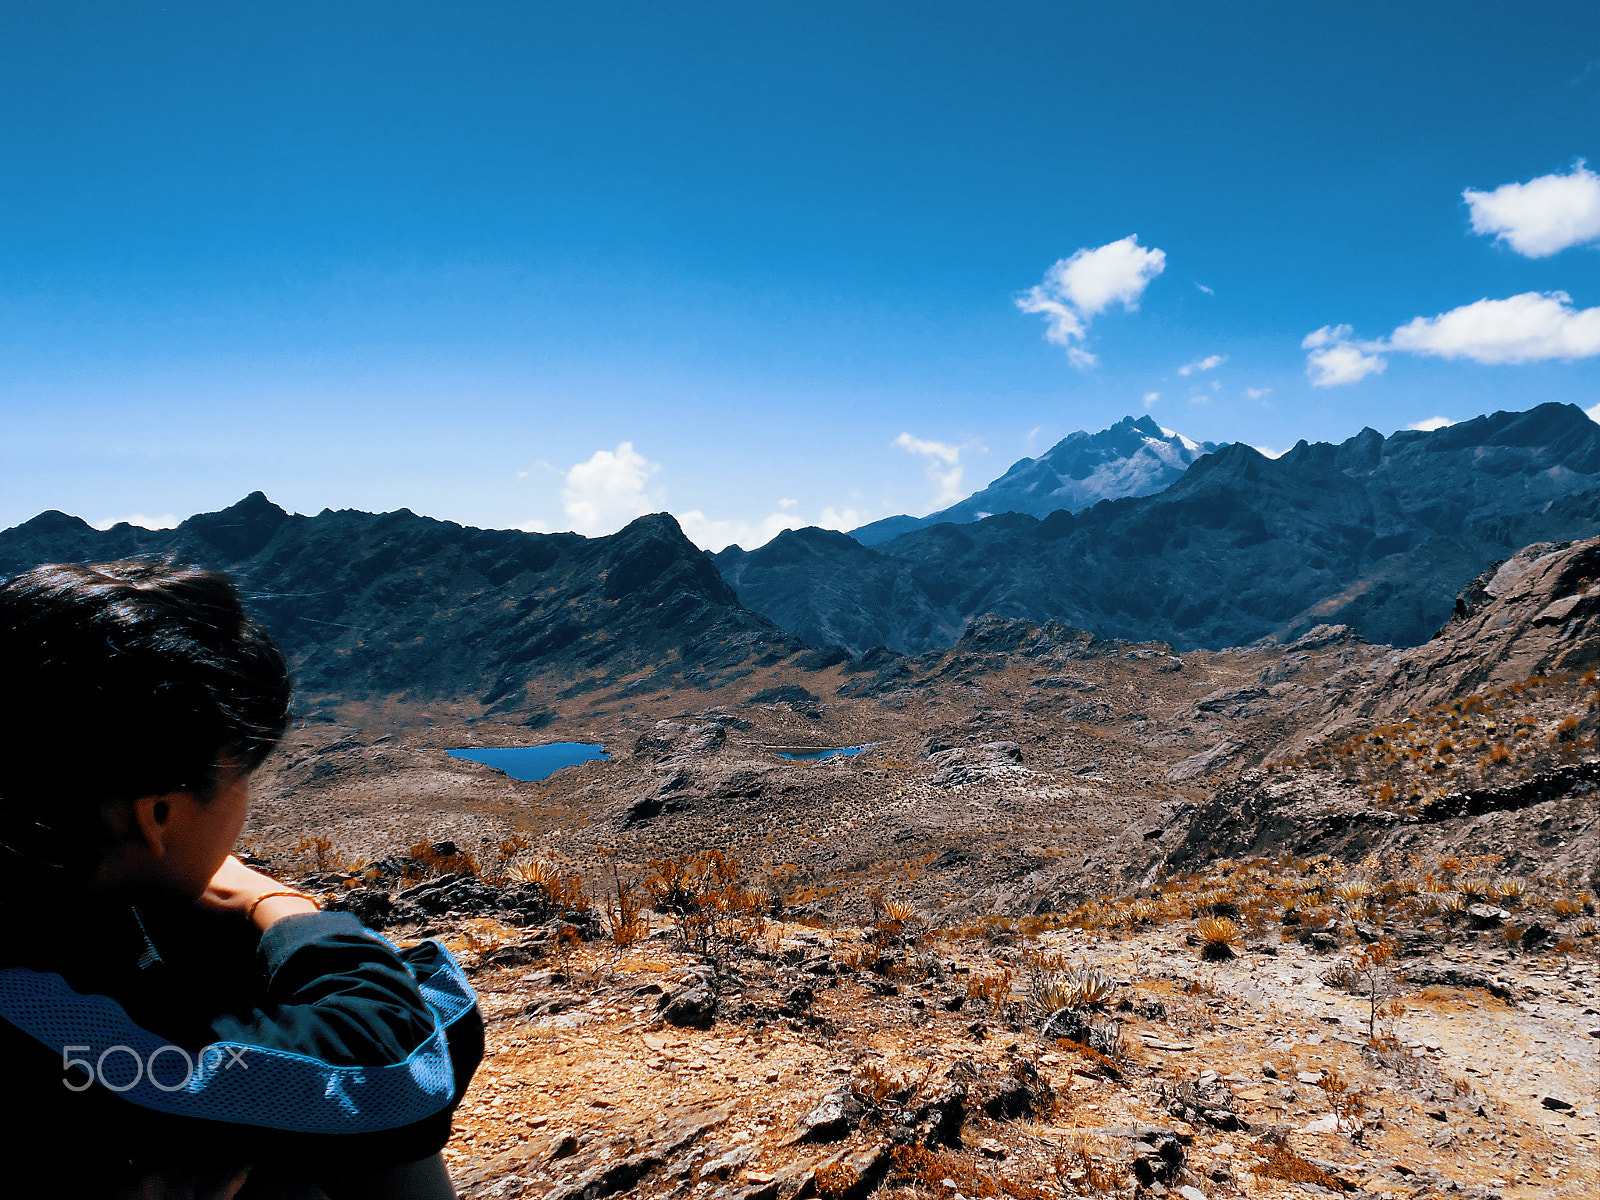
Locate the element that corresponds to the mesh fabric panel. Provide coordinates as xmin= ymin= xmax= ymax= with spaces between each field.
xmin=0 ymin=938 xmax=476 ymax=1134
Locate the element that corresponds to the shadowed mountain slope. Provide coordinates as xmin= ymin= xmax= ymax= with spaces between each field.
xmin=0 ymin=495 xmax=799 ymax=708
xmin=717 ymin=403 xmax=1600 ymax=654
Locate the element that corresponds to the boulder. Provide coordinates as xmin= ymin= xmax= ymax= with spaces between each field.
xmin=793 ymin=1088 xmax=865 ymax=1144
xmin=659 ymin=982 xmax=718 ymax=1029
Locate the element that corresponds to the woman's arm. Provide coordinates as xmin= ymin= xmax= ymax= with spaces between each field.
xmin=200 ymin=855 xmax=481 ymax=1074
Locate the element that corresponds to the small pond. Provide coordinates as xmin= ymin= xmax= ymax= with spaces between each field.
xmin=774 ymin=744 xmax=875 ymax=761
xmin=446 ymin=742 xmax=610 ymax=781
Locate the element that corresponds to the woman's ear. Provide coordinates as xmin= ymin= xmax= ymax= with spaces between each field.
xmin=131 ymin=793 xmax=186 ymax=859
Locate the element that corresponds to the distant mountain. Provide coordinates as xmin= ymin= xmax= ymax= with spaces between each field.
xmin=850 ymin=415 xmax=1218 ymax=546
xmin=0 ymin=495 xmax=798 ymax=711
xmin=716 ymin=403 xmax=1600 ymax=654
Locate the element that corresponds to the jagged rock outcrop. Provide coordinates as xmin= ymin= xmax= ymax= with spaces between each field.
xmin=1311 ymin=536 xmax=1600 ymax=734
xmin=1160 ymin=537 xmax=1600 ymax=881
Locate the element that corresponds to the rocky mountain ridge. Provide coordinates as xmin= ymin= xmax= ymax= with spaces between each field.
xmin=716 ymin=403 xmax=1600 ymax=655
xmin=0 ymin=494 xmax=800 ymax=712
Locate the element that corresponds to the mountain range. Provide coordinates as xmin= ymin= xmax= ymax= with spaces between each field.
xmin=849 ymin=415 xmax=1218 ymax=545
xmin=0 ymin=495 xmax=798 ymax=712
xmin=715 ymin=402 xmax=1600 ymax=654
xmin=4 ymin=402 xmax=1599 ymax=706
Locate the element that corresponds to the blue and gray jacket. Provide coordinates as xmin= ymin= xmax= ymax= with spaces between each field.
xmin=0 ymin=901 xmax=482 ymax=1195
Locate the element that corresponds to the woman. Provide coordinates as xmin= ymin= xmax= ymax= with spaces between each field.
xmin=0 ymin=560 xmax=481 ymax=1198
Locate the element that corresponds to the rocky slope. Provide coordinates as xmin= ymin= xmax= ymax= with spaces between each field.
xmin=717 ymin=404 xmax=1600 ymax=655
xmin=1159 ymin=536 xmax=1600 ymax=887
xmin=849 ymin=415 xmax=1218 ymax=546
xmin=0 ymin=494 xmax=800 ymax=712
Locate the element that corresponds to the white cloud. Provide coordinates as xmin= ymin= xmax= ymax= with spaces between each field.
xmin=677 ymin=509 xmax=797 ymax=553
xmin=1142 ymin=391 xmax=1160 ymax=408
xmin=92 ymin=512 xmax=179 ymax=531
xmin=1464 ymin=162 xmax=1600 ymax=257
xmin=561 ymin=441 xmax=662 ymax=536
xmin=1178 ymin=354 xmax=1227 ymax=376
xmin=894 ymin=432 xmax=968 ymax=510
xmin=777 ymin=497 xmax=798 ymax=509
xmin=1587 ymin=402 xmax=1600 ymax=424
xmin=1195 ymin=282 xmax=1214 ymax=295
xmin=1049 ymin=235 xmax=1167 ymax=316
xmin=1301 ymin=324 xmax=1388 ymax=386
xmin=1016 ymin=234 xmax=1166 ymax=367
xmin=1244 ymin=387 xmax=1272 ymax=400
xmin=1253 ymin=446 xmax=1289 ymax=459
xmin=1407 ymin=416 xmax=1456 ymax=431
xmin=819 ymin=505 xmax=873 ymax=531
xmin=1387 ymin=291 xmax=1600 ymax=364
xmin=1303 ymin=290 xmax=1600 ymax=385
xmin=517 ymin=517 xmax=550 ymax=533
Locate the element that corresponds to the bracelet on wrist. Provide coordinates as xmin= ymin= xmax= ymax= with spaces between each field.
xmin=246 ymin=889 xmax=322 ymax=924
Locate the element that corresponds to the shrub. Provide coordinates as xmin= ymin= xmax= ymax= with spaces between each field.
xmin=295 ymin=835 xmax=338 ymax=872
xmin=509 ymin=859 xmax=591 ymax=911
xmin=644 ymin=850 xmax=766 ymax=962
xmin=966 ymin=968 xmax=1014 ymax=1008
xmin=813 ymin=1162 xmax=860 ymax=1199
xmin=1054 ymin=1137 xmax=1119 ymax=1193
xmin=1321 ymin=939 xmax=1401 ymax=1040
xmin=1197 ymin=916 xmax=1240 ymax=961
xmin=602 ymin=869 xmax=649 ymax=949
xmin=886 ymin=1146 xmax=1019 ymax=1198
xmin=493 ymin=833 xmax=533 ymax=874
xmin=407 ymin=839 xmax=480 ymax=879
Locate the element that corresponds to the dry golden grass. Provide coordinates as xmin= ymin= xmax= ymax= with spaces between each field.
xmin=966 ymin=967 xmax=1014 ymax=1007
xmin=1256 ymin=1142 xmax=1352 ymax=1191
xmin=1553 ymin=895 xmax=1582 ymax=917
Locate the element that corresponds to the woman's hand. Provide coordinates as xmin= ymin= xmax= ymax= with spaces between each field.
xmin=199 ymin=855 xmax=318 ymax=931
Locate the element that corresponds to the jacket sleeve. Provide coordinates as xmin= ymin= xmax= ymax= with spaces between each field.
xmin=0 ymin=912 xmax=484 ymax=1188
xmin=210 ymin=912 xmax=442 ymax=1066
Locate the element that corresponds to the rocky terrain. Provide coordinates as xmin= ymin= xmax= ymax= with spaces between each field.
xmin=220 ymin=536 xmax=1600 ymax=1199
xmin=849 ymin=417 xmax=1218 ymax=546
xmin=716 ymin=404 xmax=1600 ymax=655
xmin=418 ymin=891 xmax=1597 ymax=1200
xmin=5 ymin=422 xmax=1600 ymax=1198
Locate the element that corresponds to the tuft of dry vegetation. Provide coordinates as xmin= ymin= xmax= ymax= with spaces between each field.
xmin=1196 ymin=916 xmax=1240 ymax=960
xmin=1256 ymin=1141 xmax=1353 ymax=1191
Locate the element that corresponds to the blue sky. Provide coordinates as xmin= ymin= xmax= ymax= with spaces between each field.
xmin=2 ymin=2 xmax=1597 ymax=547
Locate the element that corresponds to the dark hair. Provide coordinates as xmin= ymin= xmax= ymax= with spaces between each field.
xmin=0 ymin=559 xmax=292 ymax=884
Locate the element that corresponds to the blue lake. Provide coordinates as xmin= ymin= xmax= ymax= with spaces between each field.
xmin=447 ymin=742 xmax=610 ymax=781
xmin=775 ymin=744 xmax=875 ymax=761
